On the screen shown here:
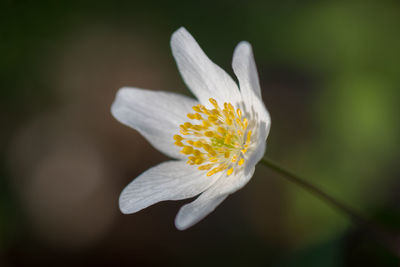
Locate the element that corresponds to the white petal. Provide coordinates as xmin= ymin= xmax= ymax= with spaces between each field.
xmin=232 ymin=41 xmax=262 ymax=99
xmin=175 ymin=193 xmax=228 ymax=231
xmin=111 ymin=87 xmax=198 ymax=159
xmin=232 ymin=42 xmax=271 ymax=136
xmin=175 ymin=168 xmax=255 ymax=230
xmin=119 ymin=161 xmax=218 ymax=214
xmin=246 ymin=131 xmax=267 ymax=175
xmin=171 ymin=27 xmax=242 ymax=107
xmin=241 ymin=86 xmax=270 ymax=171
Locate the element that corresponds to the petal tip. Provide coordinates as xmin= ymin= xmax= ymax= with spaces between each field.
xmin=119 ymin=198 xmax=143 ymax=215
xmin=119 ymin=207 xmax=131 ymax=215
xmin=170 ymin=27 xmax=189 ymax=45
xmin=237 ymin=40 xmax=252 ymax=50
xmin=110 ymin=100 xmax=123 ymax=122
xmin=110 ymin=87 xmax=133 ymax=117
xmin=173 ymin=26 xmax=188 ymax=34
xmin=119 ymin=199 xmax=132 ymax=215
xmin=233 ymin=41 xmax=253 ymax=62
xmin=118 ymin=188 xmax=140 ymax=214
xmin=174 ymin=212 xmax=190 ymax=231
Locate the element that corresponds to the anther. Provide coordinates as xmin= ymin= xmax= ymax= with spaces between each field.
xmin=237 ymin=108 xmax=242 ymax=118
xmin=194 ymin=113 xmax=202 ymax=120
xmin=209 ymin=98 xmax=219 ymax=108
xmin=192 ymin=106 xmax=201 ymax=113
xmin=181 ymin=146 xmax=193 ymax=154
xmin=184 ymin=122 xmax=193 ymax=128
xmin=204 ymin=131 xmax=214 ymax=137
xmin=174 ymin=141 xmax=184 ymax=147
xmin=194 ymin=141 xmax=203 ymax=148
xmin=173 ymin=135 xmax=183 ymax=141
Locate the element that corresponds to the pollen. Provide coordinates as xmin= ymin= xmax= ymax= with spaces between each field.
xmin=174 ymin=98 xmax=252 ymax=177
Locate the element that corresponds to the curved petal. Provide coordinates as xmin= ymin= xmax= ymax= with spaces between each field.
xmin=232 ymin=41 xmax=262 ymax=99
xmin=232 ymin=42 xmax=271 ymax=135
xmin=170 ymin=27 xmax=242 ymax=107
xmin=175 ymin=193 xmax=228 ymax=231
xmin=111 ymin=87 xmax=198 ymax=159
xmin=245 ymin=127 xmax=267 ymax=176
xmin=175 ymin=168 xmax=255 ymax=230
xmin=119 ymin=161 xmax=218 ymax=214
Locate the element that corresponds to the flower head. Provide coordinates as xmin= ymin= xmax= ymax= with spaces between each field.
xmin=175 ymin=98 xmax=252 ymax=177
xmin=111 ymin=27 xmax=270 ymax=230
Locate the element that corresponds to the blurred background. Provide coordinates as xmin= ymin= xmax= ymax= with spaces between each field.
xmin=1 ymin=0 xmax=400 ymax=266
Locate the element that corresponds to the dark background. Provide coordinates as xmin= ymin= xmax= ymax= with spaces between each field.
xmin=1 ymin=0 xmax=400 ymax=266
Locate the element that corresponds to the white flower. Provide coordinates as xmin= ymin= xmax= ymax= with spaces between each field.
xmin=111 ymin=27 xmax=271 ymax=230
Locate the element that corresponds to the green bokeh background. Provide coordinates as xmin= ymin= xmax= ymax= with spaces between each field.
xmin=1 ymin=0 xmax=399 ymax=266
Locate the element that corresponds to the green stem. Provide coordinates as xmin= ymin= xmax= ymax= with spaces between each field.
xmin=259 ymin=157 xmax=399 ymax=256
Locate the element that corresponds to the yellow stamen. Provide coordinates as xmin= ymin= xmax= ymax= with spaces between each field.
xmin=195 ymin=158 xmax=204 ymax=165
xmin=187 ymin=140 xmax=194 ymax=145
xmin=173 ymin=135 xmax=183 ymax=141
xmin=237 ymin=108 xmax=242 ymax=118
xmin=246 ymin=131 xmax=252 ymax=145
xmin=193 ymin=149 xmax=201 ymax=156
xmin=209 ymin=98 xmax=219 ymax=108
xmin=198 ymin=164 xmax=213 ymax=170
xmin=180 ymin=130 xmax=189 ymax=135
xmin=209 ymin=157 xmax=219 ymax=163
xmin=207 ymin=168 xmax=218 ymax=176
xmin=242 ymin=118 xmax=248 ymax=129
xmin=194 ymin=113 xmax=202 ymax=120
xmin=184 ymin=122 xmax=193 ymax=128
xmin=224 ymin=135 xmax=232 ymax=145
xmin=202 ymin=120 xmax=211 ymax=128
xmin=174 ymin=141 xmax=184 ymax=147
xmin=208 ymin=116 xmax=218 ymax=123
xmin=181 ymin=146 xmax=193 ymax=155
xmin=217 ymin=127 xmax=226 ymax=134
xmin=194 ymin=141 xmax=203 ymax=148
xmin=204 ymin=131 xmax=214 ymax=137
xmin=192 ymin=106 xmax=202 ymax=113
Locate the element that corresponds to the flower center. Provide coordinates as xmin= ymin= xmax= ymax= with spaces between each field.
xmin=173 ymin=98 xmax=252 ymax=177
